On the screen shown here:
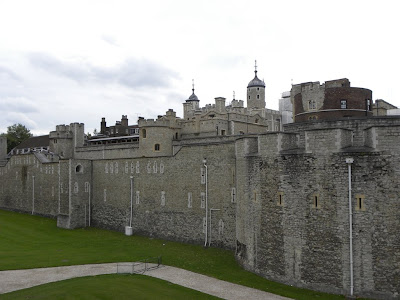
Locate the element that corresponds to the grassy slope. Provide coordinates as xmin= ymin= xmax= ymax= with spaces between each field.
xmin=0 ymin=209 xmax=345 ymax=300
xmin=1 ymin=274 xmax=221 ymax=300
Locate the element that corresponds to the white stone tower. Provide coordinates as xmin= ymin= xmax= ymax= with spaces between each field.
xmin=247 ymin=61 xmax=266 ymax=109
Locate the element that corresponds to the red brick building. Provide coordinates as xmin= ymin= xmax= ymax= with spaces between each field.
xmin=291 ymin=78 xmax=373 ymax=122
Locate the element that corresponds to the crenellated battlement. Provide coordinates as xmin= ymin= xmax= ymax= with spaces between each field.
xmin=139 ymin=119 xmax=171 ymax=127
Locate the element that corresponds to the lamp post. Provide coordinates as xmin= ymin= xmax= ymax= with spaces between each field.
xmin=125 ymin=175 xmax=134 ymax=236
xmin=32 ymin=175 xmax=35 ymax=215
xmin=203 ymin=159 xmax=208 ymax=247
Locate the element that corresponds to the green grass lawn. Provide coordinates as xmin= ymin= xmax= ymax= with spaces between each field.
xmin=0 ymin=274 xmax=221 ymax=300
xmin=0 ymin=209 xmax=345 ymax=300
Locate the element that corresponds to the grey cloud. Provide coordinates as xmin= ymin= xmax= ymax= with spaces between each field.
xmin=117 ymin=59 xmax=179 ymax=88
xmin=27 ymin=52 xmax=179 ymax=89
xmin=101 ymin=34 xmax=118 ymax=46
xmin=28 ymin=52 xmax=91 ymax=81
xmin=0 ymin=97 xmax=39 ymax=113
xmin=0 ymin=66 xmax=21 ymax=81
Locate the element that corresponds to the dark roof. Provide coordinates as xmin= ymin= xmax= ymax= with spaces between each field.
xmin=247 ymin=74 xmax=265 ymax=88
xmin=186 ymin=91 xmax=199 ymax=102
xmin=15 ymin=135 xmax=50 ymax=149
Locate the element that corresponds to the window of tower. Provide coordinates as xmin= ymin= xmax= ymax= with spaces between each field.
xmin=257 ymin=95 xmax=260 ymax=99
xmin=257 ymin=87 xmax=259 ymax=91
xmin=154 ymin=144 xmax=160 ymax=151
xmin=248 ymin=95 xmax=250 ymax=100
xmin=75 ymin=164 xmax=83 ymax=173
xmin=142 ymin=129 xmax=147 ymax=138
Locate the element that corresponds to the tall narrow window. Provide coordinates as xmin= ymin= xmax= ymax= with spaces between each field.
xmin=277 ymin=192 xmax=284 ymax=206
xmin=218 ymin=219 xmax=224 ymax=236
xmin=188 ymin=192 xmax=192 ymax=208
xmin=136 ymin=191 xmax=140 ymax=205
xmin=142 ymin=129 xmax=147 ymax=138
xmin=154 ymin=144 xmax=160 ymax=151
xmin=341 ymin=100 xmax=347 ymax=109
xmin=355 ymin=194 xmax=365 ymax=211
xmin=231 ymin=187 xmax=236 ymax=203
xmin=312 ymin=193 xmax=320 ymax=209
xmin=366 ymin=99 xmax=371 ymax=111
xmin=201 ymin=192 xmax=205 ymax=208
xmin=201 ymin=168 xmax=206 ymax=184
xmin=161 ymin=191 xmax=166 ymax=206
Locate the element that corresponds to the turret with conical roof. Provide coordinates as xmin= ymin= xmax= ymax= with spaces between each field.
xmin=183 ymin=80 xmax=200 ymax=119
xmin=247 ymin=61 xmax=266 ymax=109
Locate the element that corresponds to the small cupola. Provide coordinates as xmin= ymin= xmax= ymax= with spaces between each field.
xmin=186 ymin=79 xmax=200 ymax=102
xmin=247 ymin=60 xmax=266 ymax=88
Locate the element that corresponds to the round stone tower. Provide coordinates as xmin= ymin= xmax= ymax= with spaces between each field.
xmin=247 ymin=61 xmax=266 ymax=109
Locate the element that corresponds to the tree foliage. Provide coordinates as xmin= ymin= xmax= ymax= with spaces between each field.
xmin=1 ymin=123 xmax=32 ymax=153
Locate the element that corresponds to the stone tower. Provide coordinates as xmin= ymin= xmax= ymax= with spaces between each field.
xmin=0 ymin=136 xmax=7 ymax=162
xmin=49 ymin=123 xmax=84 ymax=158
xmin=183 ymin=80 xmax=200 ymax=119
xmin=247 ymin=61 xmax=266 ymax=109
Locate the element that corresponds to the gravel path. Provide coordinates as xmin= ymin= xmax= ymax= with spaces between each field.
xmin=0 ymin=263 xmax=291 ymax=300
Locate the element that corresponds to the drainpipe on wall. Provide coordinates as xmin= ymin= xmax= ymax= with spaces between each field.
xmin=58 ymin=162 xmax=61 ymax=214
xmin=32 ymin=175 xmax=35 ymax=215
xmin=129 ymin=176 xmax=133 ymax=228
xmin=346 ymin=157 xmax=354 ymax=296
xmin=88 ymin=183 xmax=91 ymax=227
xmin=125 ymin=176 xmax=134 ymax=236
xmin=203 ymin=159 xmax=208 ymax=247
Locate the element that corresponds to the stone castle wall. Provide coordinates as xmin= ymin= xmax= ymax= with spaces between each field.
xmin=1 ymin=117 xmax=400 ymax=298
xmin=235 ymin=120 xmax=400 ymax=299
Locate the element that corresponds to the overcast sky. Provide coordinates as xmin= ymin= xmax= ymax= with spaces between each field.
xmin=1 ymin=0 xmax=399 ymax=135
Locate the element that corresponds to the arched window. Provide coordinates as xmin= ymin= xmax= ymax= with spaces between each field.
xmin=75 ymin=164 xmax=83 ymax=173
xmin=142 ymin=129 xmax=147 ymax=138
xmin=154 ymin=144 xmax=160 ymax=151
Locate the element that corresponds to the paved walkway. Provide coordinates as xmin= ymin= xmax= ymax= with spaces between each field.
xmin=0 ymin=263 xmax=291 ymax=300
